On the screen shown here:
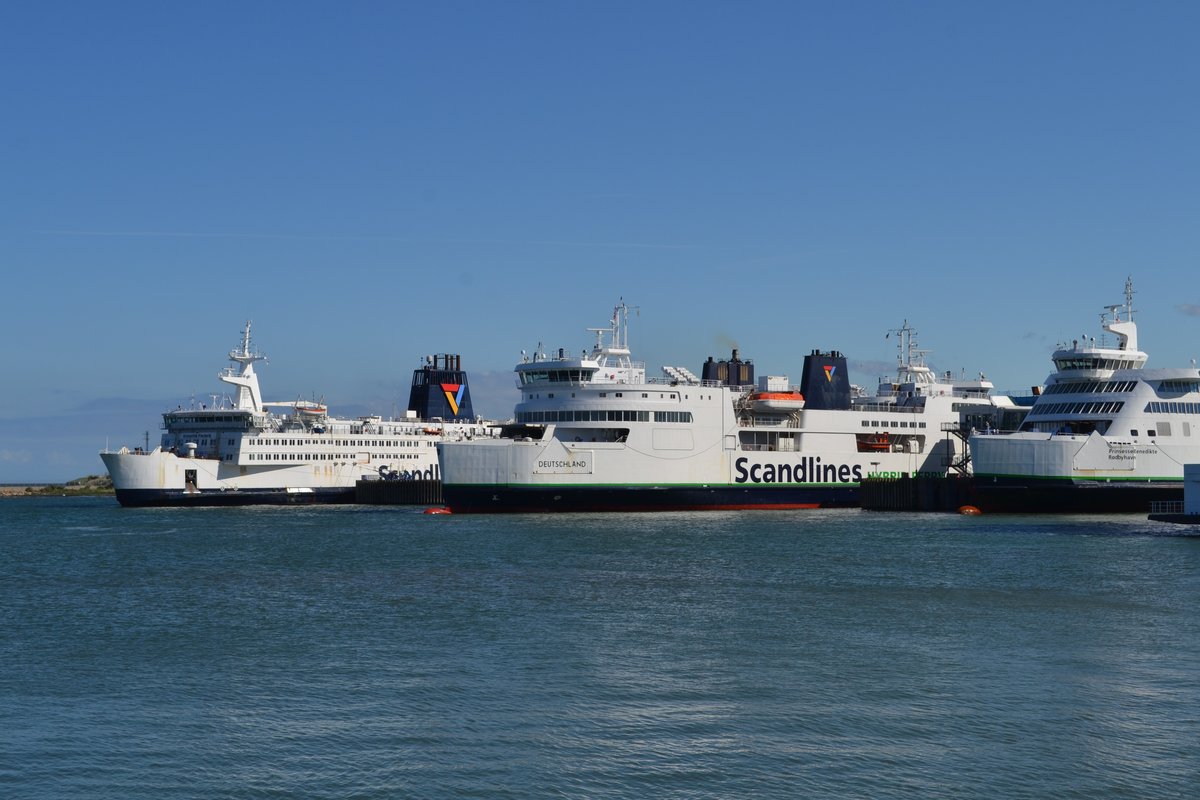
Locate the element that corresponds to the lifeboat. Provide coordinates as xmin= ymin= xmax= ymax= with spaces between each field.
xmin=294 ymin=401 xmax=327 ymax=416
xmin=749 ymin=391 xmax=805 ymax=413
xmin=857 ymin=432 xmax=891 ymax=452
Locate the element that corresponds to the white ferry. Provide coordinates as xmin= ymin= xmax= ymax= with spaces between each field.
xmin=970 ymin=279 xmax=1197 ymax=513
xmin=436 ymin=303 xmax=1014 ymax=513
xmin=100 ymin=322 xmax=494 ymax=506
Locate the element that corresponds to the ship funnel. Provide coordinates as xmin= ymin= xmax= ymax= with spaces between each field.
xmin=408 ymin=353 xmax=476 ymax=420
xmin=799 ymin=350 xmax=852 ymax=410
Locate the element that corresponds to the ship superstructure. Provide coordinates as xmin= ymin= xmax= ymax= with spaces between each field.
xmin=101 ymin=322 xmax=494 ymax=506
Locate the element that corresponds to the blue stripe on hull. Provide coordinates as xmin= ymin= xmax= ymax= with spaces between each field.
xmin=113 ymin=487 xmax=356 ymax=508
xmin=441 ymin=484 xmax=861 ymax=513
xmin=971 ymin=477 xmax=1183 ymax=514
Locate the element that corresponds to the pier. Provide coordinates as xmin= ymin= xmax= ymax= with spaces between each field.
xmin=1148 ymin=464 xmax=1200 ymax=524
xmin=859 ymin=475 xmax=976 ymax=512
xmin=355 ymin=479 xmax=443 ymax=505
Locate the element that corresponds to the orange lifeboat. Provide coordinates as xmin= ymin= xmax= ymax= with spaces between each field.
xmin=749 ymin=391 xmax=805 ymax=413
xmin=857 ymin=432 xmax=891 ymax=452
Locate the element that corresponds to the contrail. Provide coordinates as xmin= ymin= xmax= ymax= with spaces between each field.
xmin=34 ymin=228 xmax=708 ymax=250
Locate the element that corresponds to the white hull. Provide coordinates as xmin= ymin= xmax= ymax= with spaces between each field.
xmin=971 ymin=430 xmax=1187 ymax=482
xmin=444 ymin=404 xmax=951 ymax=486
xmin=102 ymin=446 xmax=442 ymax=505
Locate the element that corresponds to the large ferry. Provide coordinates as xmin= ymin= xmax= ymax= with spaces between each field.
xmin=970 ymin=279 xmax=1197 ymax=513
xmin=436 ymin=303 xmax=1015 ymax=513
xmin=100 ymin=322 xmax=494 ymax=506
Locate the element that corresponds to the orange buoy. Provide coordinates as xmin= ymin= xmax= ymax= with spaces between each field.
xmin=423 ymin=507 xmax=452 ymax=515
xmin=958 ymin=505 xmax=982 ymax=516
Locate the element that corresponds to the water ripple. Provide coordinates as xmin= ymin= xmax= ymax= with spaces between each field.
xmin=1 ymin=499 xmax=1198 ymax=798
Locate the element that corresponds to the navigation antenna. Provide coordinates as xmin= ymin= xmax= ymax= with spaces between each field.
xmin=229 ymin=320 xmax=267 ymax=368
xmin=1098 ymin=277 xmax=1136 ymax=348
xmin=886 ymin=320 xmax=930 ymax=374
xmin=587 ymin=299 xmax=634 ymax=357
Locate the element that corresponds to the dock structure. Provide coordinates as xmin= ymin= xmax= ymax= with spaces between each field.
xmin=355 ymin=479 xmax=443 ymax=505
xmin=859 ymin=474 xmax=976 ymax=512
xmin=1149 ymin=464 xmax=1200 ymax=524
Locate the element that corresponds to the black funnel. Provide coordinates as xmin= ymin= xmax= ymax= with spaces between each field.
xmin=799 ymin=350 xmax=851 ymax=410
xmin=408 ymin=353 xmax=476 ymax=420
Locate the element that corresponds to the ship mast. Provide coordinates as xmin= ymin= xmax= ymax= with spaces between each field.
xmin=219 ymin=320 xmax=267 ymax=413
xmin=583 ymin=300 xmax=642 ymax=382
xmin=1103 ymin=276 xmax=1138 ymax=352
xmin=887 ymin=320 xmax=933 ymax=385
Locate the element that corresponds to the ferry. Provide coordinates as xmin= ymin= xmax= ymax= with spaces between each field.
xmin=100 ymin=322 xmax=495 ymax=506
xmin=970 ymin=279 xmax=1197 ymax=513
xmin=436 ymin=303 xmax=1014 ymax=513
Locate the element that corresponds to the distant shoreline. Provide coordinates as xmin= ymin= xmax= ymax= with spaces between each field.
xmin=0 ymin=487 xmax=115 ymax=497
xmin=0 ymin=476 xmax=114 ymax=497
xmin=0 ymin=485 xmax=47 ymax=496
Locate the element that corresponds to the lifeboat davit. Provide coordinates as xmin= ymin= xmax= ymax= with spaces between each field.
xmin=749 ymin=391 xmax=805 ymax=413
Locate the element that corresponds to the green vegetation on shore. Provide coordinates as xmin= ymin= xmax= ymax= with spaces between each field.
xmin=5 ymin=475 xmax=114 ymax=497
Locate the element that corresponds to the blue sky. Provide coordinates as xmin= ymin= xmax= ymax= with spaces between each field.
xmin=2 ymin=1 xmax=1198 ymax=482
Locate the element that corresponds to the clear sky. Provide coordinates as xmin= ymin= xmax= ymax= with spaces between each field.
xmin=2 ymin=1 xmax=1198 ymax=483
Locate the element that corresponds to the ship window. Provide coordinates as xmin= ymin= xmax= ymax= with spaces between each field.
xmin=1159 ymin=379 xmax=1200 ymax=394
xmin=862 ymin=421 xmax=871 ymax=427
xmin=1130 ymin=430 xmax=1138 ymax=437
xmin=1159 ymin=423 xmax=1172 ymax=436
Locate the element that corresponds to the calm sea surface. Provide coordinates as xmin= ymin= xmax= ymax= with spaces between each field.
xmin=2 ymin=497 xmax=1198 ymax=799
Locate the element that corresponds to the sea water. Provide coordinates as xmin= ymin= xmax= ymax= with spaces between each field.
xmin=1 ymin=497 xmax=1198 ymax=798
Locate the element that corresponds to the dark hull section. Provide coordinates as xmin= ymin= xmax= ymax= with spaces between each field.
xmin=113 ymin=486 xmax=356 ymax=508
xmin=441 ymin=484 xmax=862 ymax=513
xmin=971 ymin=476 xmax=1183 ymax=514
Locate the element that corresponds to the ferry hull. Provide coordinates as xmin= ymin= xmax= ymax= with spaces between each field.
xmin=101 ymin=450 xmax=365 ymax=508
xmin=113 ymin=486 xmax=356 ymax=508
xmin=971 ymin=476 xmax=1183 ymax=514
xmin=441 ymin=483 xmax=860 ymax=513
